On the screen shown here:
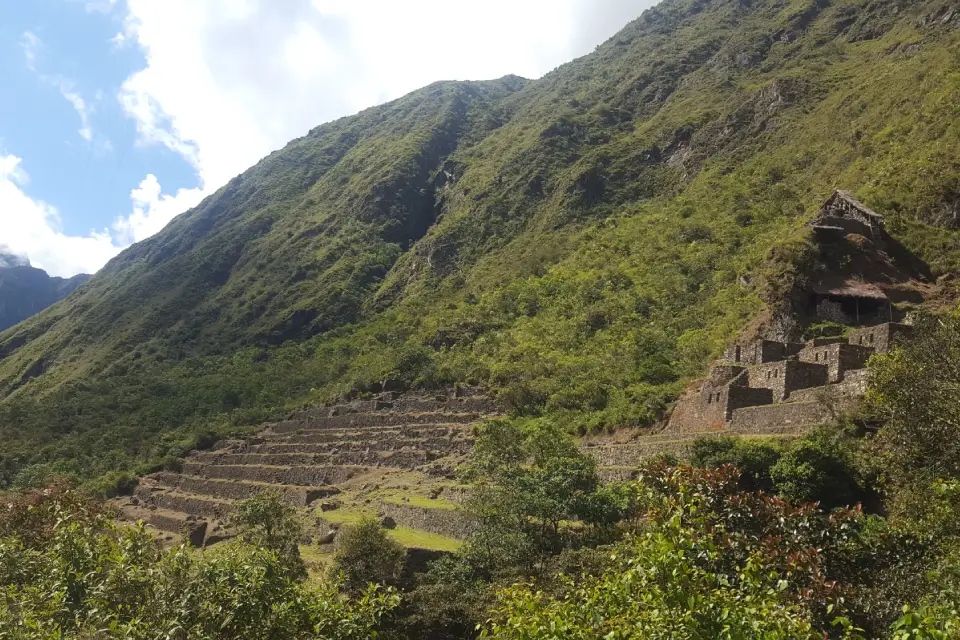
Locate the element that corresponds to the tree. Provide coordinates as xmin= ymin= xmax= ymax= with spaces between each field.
xmin=0 ymin=485 xmax=399 ymax=639
xmin=868 ymin=311 xmax=960 ymax=500
xmin=482 ymin=463 xmax=865 ymax=640
xmin=461 ymin=419 xmax=632 ymax=578
xmin=331 ymin=517 xmax=407 ymax=596
xmin=232 ymin=490 xmax=307 ymax=579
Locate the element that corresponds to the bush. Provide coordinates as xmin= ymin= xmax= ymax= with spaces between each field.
xmin=232 ymin=490 xmax=307 ymax=580
xmin=84 ymin=470 xmax=139 ymax=499
xmin=770 ymin=435 xmax=865 ymax=510
xmin=331 ymin=517 xmax=407 ymax=595
xmin=0 ymin=486 xmax=399 ymax=638
xmin=691 ymin=436 xmax=782 ymax=491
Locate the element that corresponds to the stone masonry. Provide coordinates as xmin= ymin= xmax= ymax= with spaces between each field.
xmin=116 ymin=389 xmax=498 ymax=548
xmin=667 ymin=322 xmax=911 ymax=435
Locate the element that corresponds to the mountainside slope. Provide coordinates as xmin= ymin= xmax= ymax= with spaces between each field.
xmin=0 ymin=250 xmax=90 ymax=333
xmin=1 ymin=0 xmax=959 ymax=484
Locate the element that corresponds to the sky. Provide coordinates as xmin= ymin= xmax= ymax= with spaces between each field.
xmin=0 ymin=0 xmax=657 ymax=278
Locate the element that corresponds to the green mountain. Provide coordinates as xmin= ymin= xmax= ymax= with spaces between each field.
xmin=0 ymin=249 xmax=90 ymax=333
xmin=1 ymin=0 xmax=959 ymax=484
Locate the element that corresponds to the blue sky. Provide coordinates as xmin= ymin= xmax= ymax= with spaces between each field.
xmin=1 ymin=0 xmax=196 ymax=239
xmin=0 ymin=0 xmax=654 ymax=277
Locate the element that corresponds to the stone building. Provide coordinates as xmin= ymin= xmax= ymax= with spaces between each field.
xmin=667 ymin=322 xmax=911 ymax=435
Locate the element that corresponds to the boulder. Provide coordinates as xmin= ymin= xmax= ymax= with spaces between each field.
xmin=317 ymin=530 xmax=337 ymax=545
xmin=380 ymin=516 xmax=398 ymax=530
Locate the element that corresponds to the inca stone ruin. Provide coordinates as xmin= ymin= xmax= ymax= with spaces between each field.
xmin=118 ymin=388 xmax=498 ymax=549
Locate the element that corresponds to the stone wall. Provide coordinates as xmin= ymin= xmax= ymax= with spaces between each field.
xmin=726 ymin=386 xmax=774 ymax=419
xmin=182 ymin=462 xmax=367 ymax=486
xmin=798 ymin=343 xmax=872 ymax=383
xmin=748 ymin=361 xmax=828 ymax=401
xmin=729 ymin=402 xmax=832 ymax=435
xmin=848 ymin=322 xmax=912 ymax=354
xmin=150 ymin=472 xmax=335 ymax=505
xmin=666 ymin=384 xmax=730 ymax=434
xmin=379 ymin=502 xmax=474 ymax=540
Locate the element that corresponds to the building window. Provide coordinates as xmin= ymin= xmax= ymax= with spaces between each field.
xmin=859 ymin=336 xmax=864 ymax=345
xmin=815 ymin=353 xmax=820 ymax=362
xmin=869 ymin=334 xmax=875 ymax=345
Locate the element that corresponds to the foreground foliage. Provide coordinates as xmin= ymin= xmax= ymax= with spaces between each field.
xmin=0 ymin=486 xmax=398 ymax=639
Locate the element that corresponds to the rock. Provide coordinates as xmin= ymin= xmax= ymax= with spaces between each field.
xmin=381 ymin=378 xmax=403 ymax=393
xmin=320 ymin=500 xmax=341 ymax=512
xmin=130 ymin=497 xmax=140 ymax=506
xmin=381 ymin=517 xmax=397 ymax=530
xmin=429 ymin=488 xmax=442 ymax=500
xmin=186 ymin=515 xmax=197 ymax=522
xmin=317 ymin=530 xmax=337 ymax=545
xmin=183 ymin=521 xmax=208 ymax=548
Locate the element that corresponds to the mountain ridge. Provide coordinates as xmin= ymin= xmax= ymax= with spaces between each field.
xmin=0 ymin=0 xmax=958 ymax=484
xmin=0 ymin=250 xmax=90 ymax=333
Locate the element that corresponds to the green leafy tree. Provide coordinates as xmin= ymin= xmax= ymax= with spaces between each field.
xmin=331 ymin=517 xmax=407 ymax=596
xmin=770 ymin=434 xmax=865 ymax=510
xmin=482 ymin=463 xmax=866 ymax=639
xmin=232 ymin=490 xmax=307 ymax=579
xmin=462 ymin=419 xmax=632 ymax=578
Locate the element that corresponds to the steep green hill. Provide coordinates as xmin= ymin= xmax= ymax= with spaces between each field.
xmin=1 ymin=0 xmax=959 ymax=484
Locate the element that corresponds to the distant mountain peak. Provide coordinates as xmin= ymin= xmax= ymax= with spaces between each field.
xmin=0 ymin=246 xmax=31 ymax=269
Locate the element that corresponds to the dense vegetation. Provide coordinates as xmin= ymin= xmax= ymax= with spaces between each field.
xmin=6 ymin=313 xmax=960 ymax=637
xmin=0 ymin=0 xmax=958 ymax=484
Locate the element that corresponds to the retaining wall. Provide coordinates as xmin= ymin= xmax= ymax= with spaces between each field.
xmin=151 ymin=472 xmax=334 ymax=506
xmin=729 ymin=402 xmax=831 ymax=435
xmin=380 ymin=502 xmax=474 ymax=540
xmin=182 ymin=463 xmax=368 ymax=486
xmin=135 ymin=487 xmax=232 ymax=519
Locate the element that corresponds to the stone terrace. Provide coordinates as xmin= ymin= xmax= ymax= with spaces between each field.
xmin=117 ymin=388 xmax=497 ymax=548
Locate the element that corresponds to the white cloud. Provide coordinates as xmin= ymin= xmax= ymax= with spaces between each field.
xmin=10 ymin=0 xmax=658 ymax=277
xmin=0 ymin=154 xmax=121 ymax=277
xmin=20 ymin=31 xmax=41 ymax=71
xmin=113 ymin=174 xmax=205 ymax=245
xmin=50 ymin=78 xmax=94 ymax=142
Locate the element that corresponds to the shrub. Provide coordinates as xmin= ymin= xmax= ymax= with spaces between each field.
xmin=331 ymin=517 xmax=407 ymax=595
xmin=0 ymin=486 xmax=399 ymax=638
xmin=770 ymin=435 xmax=864 ymax=510
xmin=232 ymin=490 xmax=307 ymax=580
xmin=84 ymin=470 xmax=139 ymax=499
xmin=691 ymin=436 xmax=782 ymax=491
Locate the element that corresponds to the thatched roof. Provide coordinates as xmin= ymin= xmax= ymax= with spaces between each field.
xmin=812 ymin=279 xmax=888 ymax=300
xmin=820 ymin=190 xmax=885 ymax=221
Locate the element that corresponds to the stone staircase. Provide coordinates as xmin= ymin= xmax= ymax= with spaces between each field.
xmin=117 ymin=389 xmax=496 ymax=547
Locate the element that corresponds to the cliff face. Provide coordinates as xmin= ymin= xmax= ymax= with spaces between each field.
xmin=0 ymin=0 xmax=959 ymax=479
